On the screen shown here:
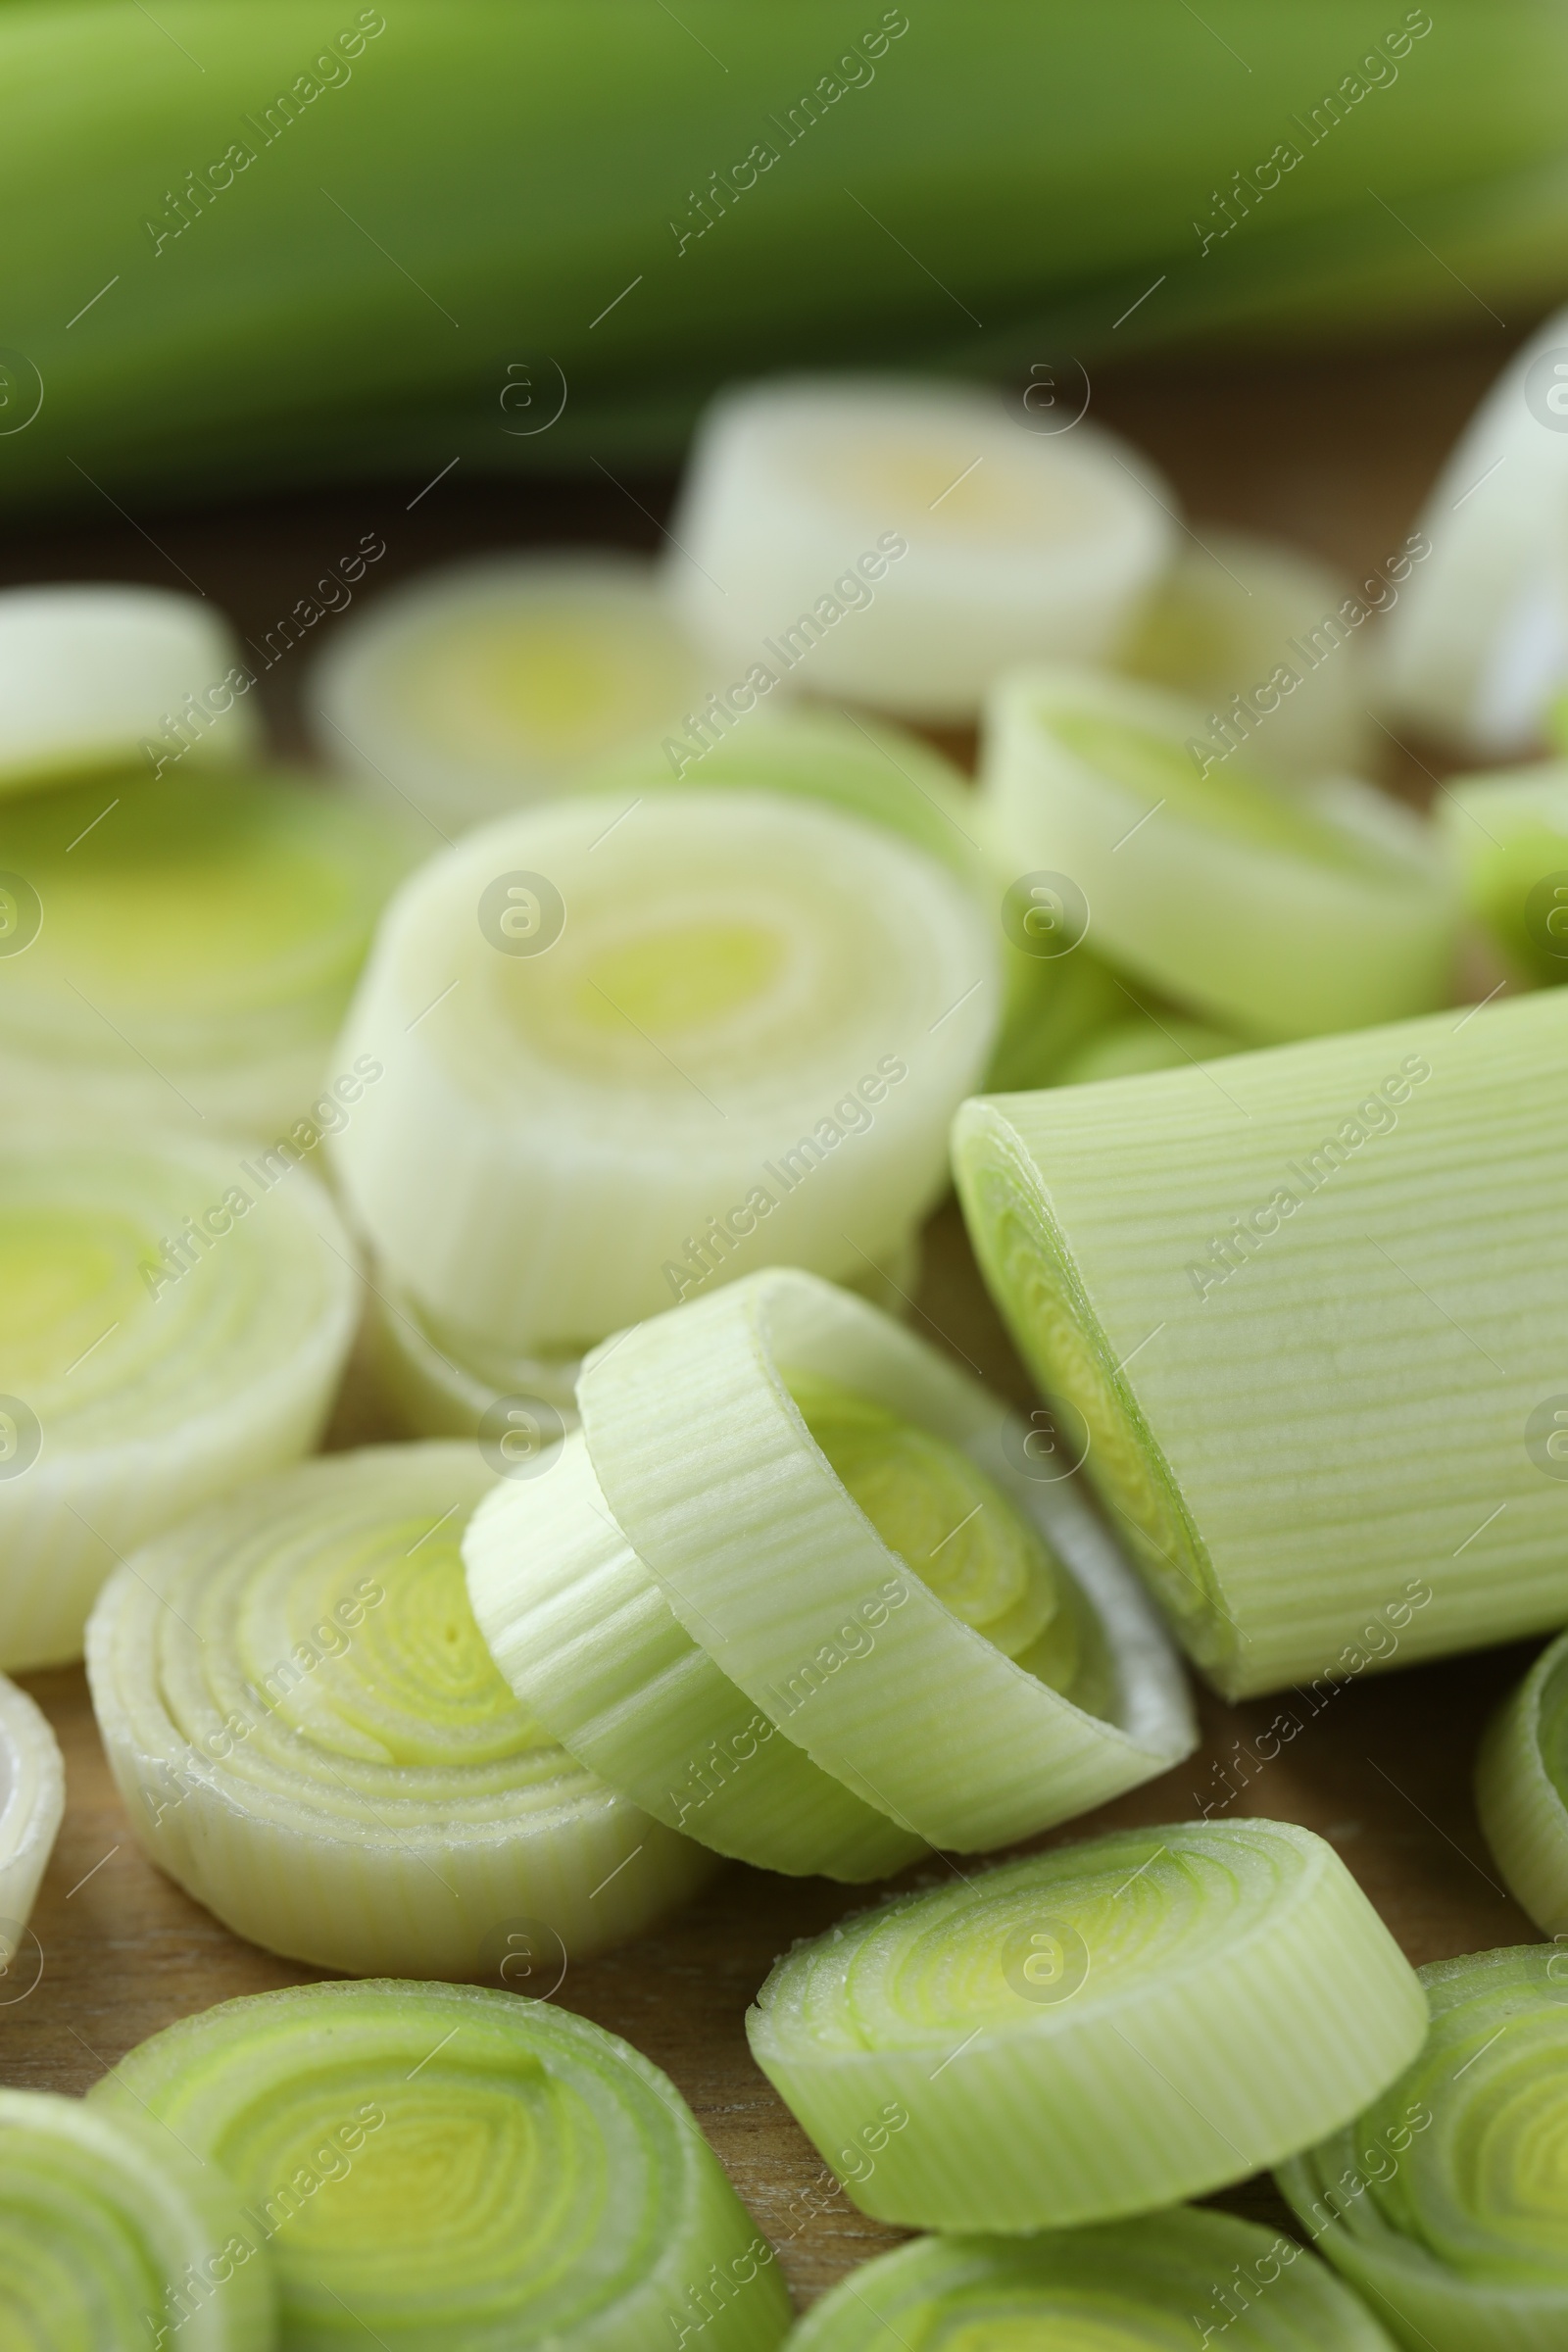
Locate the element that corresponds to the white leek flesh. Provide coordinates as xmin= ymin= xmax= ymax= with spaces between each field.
xmin=1475 ymin=1628 xmax=1568 ymax=1937
xmin=91 ymin=1978 xmax=794 ymax=2352
xmin=1117 ymin=525 xmax=1375 ymax=782
xmin=0 ymin=766 xmax=414 ymax=1133
xmin=1381 ymin=304 xmax=1568 ymax=755
xmin=954 ymin=989 xmax=1568 ymax=1699
xmin=0 ymin=1127 xmax=359 ymax=1671
xmin=0 ymin=583 xmax=258 ymax=798
xmin=0 ymin=2087 xmax=275 ymax=2352
xmin=0 ymin=1668 xmax=64 ymax=1953
xmin=1278 ymin=1945 xmax=1568 ymax=2352
xmin=977 ymin=667 xmax=1459 ymax=1041
xmin=332 ymin=790 xmax=997 ymax=1356
xmin=790 ymin=2210 xmax=1399 ymax=2350
xmin=668 ymin=376 xmax=1176 ymax=724
xmin=574 ymin=1267 xmax=1195 ymax=1854
xmin=312 ymin=551 xmax=714 ymax=839
xmin=87 ymin=1443 xmax=712 ymax=1979
xmin=1436 ymin=760 xmax=1568 ymax=987
xmin=747 ymin=1817 xmax=1426 ymax=2232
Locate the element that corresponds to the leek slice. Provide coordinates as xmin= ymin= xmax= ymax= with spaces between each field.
xmin=0 ymin=2087 xmax=274 ymax=2352
xmin=0 ymin=1669 xmax=64 ymax=1954
xmin=0 ymin=583 xmax=258 ymax=799
xmin=669 ymin=377 xmax=1175 ymax=724
xmin=1476 ymin=1628 xmax=1568 ymax=1938
xmin=1118 ymin=526 xmax=1374 ymax=783
xmin=954 ymin=988 xmax=1568 ymax=1699
xmin=1437 ymin=761 xmax=1568 ymax=988
xmin=91 ymin=1978 xmax=794 ymax=2351
xmin=0 ymin=1126 xmax=358 ymax=1671
xmin=790 ymin=2210 xmax=1398 ymax=2349
xmin=985 ymin=930 xmax=1126 ymax=1094
xmin=1382 ymin=304 xmax=1568 ymax=755
xmin=365 ymin=1265 xmax=582 ymax=1442
xmin=1278 ymin=1945 xmax=1568 ymax=2352
xmin=977 ymin=667 xmax=1458 ymax=1041
xmin=1054 ymin=1010 xmax=1244 ymax=1087
xmin=87 ymin=1443 xmax=711 ymax=1980
xmin=0 ymin=766 xmax=413 ymax=1133
xmin=313 ymin=551 xmax=713 ymax=838
xmin=332 ymin=789 xmax=996 ymax=1356
xmin=748 ymin=1817 xmax=1426 ymax=2232
xmin=574 ymin=1267 xmax=1195 ymax=1852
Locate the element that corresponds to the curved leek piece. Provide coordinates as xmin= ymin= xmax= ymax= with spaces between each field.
xmin=790 ymin=2211 xmax=1398 ymax=2350
xmin=1278 ymin=1946 xmax=1568 ymax=2352
xmin=1054 ymin=1009 xmax=1244 ymax=1087
xmin=0 ymin=1126 xmax=358 ymax=1672
xmin=92 ymin=1979 xmax=794 ymax=2352
xmin=1476 ymin=1628 xmax=1568 ymax=1937
xmin=365 ymin=1265 xmax=582 ymax=1441
xmin=0 ymin=1670 xmax=64 ymax=1952
xmin=87 ymin=1444 xmax=711 ymax=1979
xmin=332 ymin=789 xmax=996 ymax=1357
xmin=313 ymin=551 xmax=713 ymax=839
xmin=1118 ymin=525 xmax=1374 ymax=782
xmin=1382 ymin=304 xmax=1568 ymax=756
xmin=0 ymin=583 xmax=258 ymax=799
xmin=668 ymin=377 xmax=1175 ymax=724
xmin=1437 ymin=761 xmax=1568 ymax=988
xmin=0 ymin=766 xmax=413 ymax=1133
xmin=748 ymin=1817 xmax=1425 ymax=2232
xmin=570 ymin=1267 xmax=1194 ymax=1854
xmin=978 ymin=667 xmax=1458 ymax=1041
xmin=985 ymin=929 xmax=1126 ymax=1094
xmin=0 ymin=2087 xmax=275 ymax=2352
xmin=954 ymin=988 xmax=1568 ymax=1699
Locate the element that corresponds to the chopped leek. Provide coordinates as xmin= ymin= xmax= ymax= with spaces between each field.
xmin=955 ymin=988 xmax=1568 ymax=1698
xmin=568 ymin=1267 xmax=1194 ymax=1854
xmin=1279 ymin=1945 xmax=1568 ymax=2352
xmin=0 ymin=766 xmax=414 ymax=1133
xmin=0 ymin=584 xmax=257 ymax=798
xmin=0 ymin=1669 xmax=64 ymax=1954
xmin=1117 ymin=526 xmax=1374 ymax=783
xmin=87 ymin=1442 xmax=711 ymax=1979
xmin=332 ymin=789 xmax=997 ymax=1357
xmin=669 ymin=377 xmax=1175 ymax=724
xmin=748 ymin=1817 xmax=1426 ymax=2232
xmin=790 ymin=2210 xmax=1399 ymax=2349
xmin=0 ymin=2086 xmax=275 ymax=2352
xmin=365 ymin=1263 xmax=581 ymax=1443
xmin=1436 ymin=760 xmax=1568 ymax=987
xmin=0 ymin=1126 xmax=358 ymax=1671
xmin=313 ymin=551 xmax=714 ymax=839
xmin=92 ymin=1978 xmax=794 ymax=2351
xmin=984 ymin=928 xmax=1127 ymax=1094
xmin=1476 ymin=1627 xmax=1568 ymax=1937
xmin=1054 ymin=1009 xmax=1244 ymax=1087
xmin=977 ymin=667 xmax=1459 ymax=1041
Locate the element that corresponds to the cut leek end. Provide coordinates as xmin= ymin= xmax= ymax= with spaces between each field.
xmin=1475 ymin=1627 xmax=1568 ymax=1936
xmin=0 ymin=1670 xmax=64 ymax=1959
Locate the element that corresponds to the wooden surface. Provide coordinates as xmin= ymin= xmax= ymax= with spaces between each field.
xmin=2 ymin=321 xmax=1549 ymax=2318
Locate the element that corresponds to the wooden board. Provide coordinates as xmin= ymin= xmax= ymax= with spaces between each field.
xmin=1 ymin=321 xmax=1545 ymax=2319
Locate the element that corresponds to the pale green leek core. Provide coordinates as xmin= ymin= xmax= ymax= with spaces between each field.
xmin=87 ymin=1445 xmax=710 ymax=1980
xmin=747 ymin=1817 xmax=1426 ymax=2232
xmin=954 ymin=987 xmax=1568 ymax=1699
xmin=1476 ymin=1627 xmax=1568 ymax=1938
xmin=0 ymin=2086 xmax=274 ymax=2352
xmin=790 ymin=2210 xmax=1399 ymax=2350
xmin=90 ymin=1980 xmax=792 ymax=2352
xmin=1278 ymin=1946 xmax=1568 ymax=2352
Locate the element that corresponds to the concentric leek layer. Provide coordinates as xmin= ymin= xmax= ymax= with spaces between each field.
xmin=0 ymin=768 xmax=412 ymax=1130
xmin=0 ymin=1670 xmax=64 ymax=1956
xmin=577 ymin=1268 xmax=1194 ymax=1854
xmin=331 ymin=788 xmax=997 ymax=1356
xmin=91 ymin=1980 xmax=793 ymax=2352
xmin=0 ymin=1127 xmax=358 ymax=1671
xmin=1279 ymin=1946 xmax=1568 ymax=2352
xmin=748 ymin=1817 xmax=1426 ymax=2231
xmin=0 ymin=2087 xmax=273 ymax=2352
xmin=87 ymin=1445 xmax=711 ymax=1979
xmin=1477 ymin=1630 xmax=1568 ymax=1938
xmin=790 ymin=2210 xmax=1398 ymax=2349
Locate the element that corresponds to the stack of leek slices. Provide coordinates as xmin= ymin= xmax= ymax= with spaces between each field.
xmin=466 ymin=1266 xmax=1195 ymax=1880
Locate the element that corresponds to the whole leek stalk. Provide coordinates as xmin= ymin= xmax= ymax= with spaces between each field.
xmin=1 ymin=5 xmax=1567 ymax=514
